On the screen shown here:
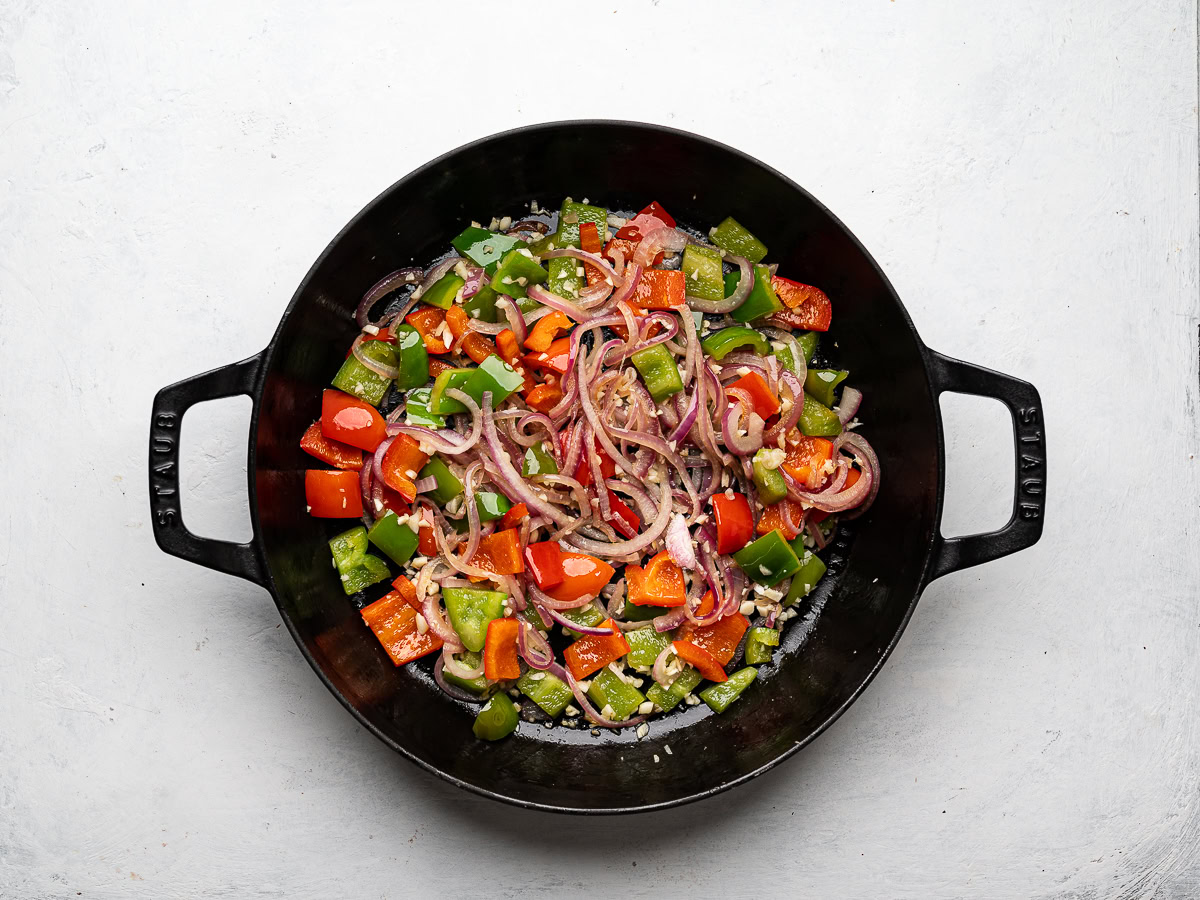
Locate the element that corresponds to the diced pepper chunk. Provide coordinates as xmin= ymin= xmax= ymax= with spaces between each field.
xmin=379 ymin=433 xmax=430 ymax=502
xmin=300 ymin=421 xmax=363 ymax=471
xmin=770 ymin=276 xmax=832 ymax=332
xmin=305 ymin=469 xmax=363 ymax=518
xmin=543 ymin=553 xmax=615 ymax=604
xmin=625 ymin=551 xmax=686 ymax=607
xmin=712 ymin=492 xmax=754 ymax=554
xmin=744 ymin=626 xmax=780 ymax=665
xmin=469 ymin=528 xmax=524 ymax=577
xmin=677 ymin=612 xmax=750 ymax=666
xmin=732 ymin=529 xmax=803 ymax=586
xmin=699 ymin=666 xmax=758 ymax=713
xmin=682 ymin=244 xmax=725 ymax=302
xmin=361 ymin=591 xmax=443 ymax=666
xmin=784 ymin=543 xmax=828 ymax=606
xmin=700 ymin=326 xmax=770 ymax=360
xmin=631 ymin=343 xmax=683 ymax=401
xmin=331 ymin=339 xmax=397 ymax=405
xmin=483 ymin=617 xmax=521 ymax=680
xmin=671 ymin=639 xmax=727 ymax=683
xmin=645 ymin=666 xmax=702 ymax=711
xmin=517 ymin=668 xmax=573 ymax=716
xmin=442 ymin=586 xmax=506 ymax=653
xmin=524 ymin=541 xmax=565 ymax=589
xmin=405 ymin=305 xmax=451 ymax=355
xmin=710 ymin=216 xmax=768 ymax=263
xmin=320 ymin=389 xmax=387 ymax=452
xmin=587 ymin=667 xmax=646 ymax=721
xmin=631 ymin=268 xmax=686 ymax=310
xmin=726 ymin=265 xmax=784 ymax=323
xmin=367 ymin=511 xmax=420 ymax=566
xmin=472 ymin=692 xmax=519 ymax=740
xmin=726 ymin=370 xmax=780 ymax=419
xmin=563 ymin=618 xmax=629 ymax=680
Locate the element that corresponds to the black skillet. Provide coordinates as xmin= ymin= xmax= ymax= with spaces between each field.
xmin=148 ymin=121 xmax=1047 ymax=813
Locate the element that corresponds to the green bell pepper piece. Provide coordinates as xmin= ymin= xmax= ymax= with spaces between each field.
xmin=733 ymin=529 xmax=803 ymax=586
xmin=418 ymin=457 xmax=463 ymax=505
xmin=752 ymin=449 xmax=789 ymax=505
xmin=700 ymin=325 xmax=771 ymax=360
xmin=682 ymin=244 xmax=724 ymax=302
xmin=442 ymin=650 xmax=489 ymax=694
xmin=429 ymin=367 xmax=474 ymax=415
xmin=625 ymin=628 xmax=672 ymax=668
xmin=805 ymin=368 xmax=849 ymax=408
xmin=461 ymin=354 xmax=526 ymax=409
xmin=462 ymin=284 xmax=498 ymax=322
xmin=473 ymin=691 xmax=519 ymax=740
xmin=404 ymin=386 xmax=446 ymax=428
xmin=328 ymin=526 xmax=391 ymax=596
xmin=710 ymin=216 xmax=768 ymax=263
xmin=547 ymin=200 xmax=607 ymax=298
xmin=725 ymin=265 xmax=784 ymax=323
xmin=621 ymin=600 xmax=669 ymax=622
xmin=451 ymin=492 xmax=513 ymax=532
xmin=522 ymin=443 xmax=559 ymax=477
xmin=631 ymin=343 xmax=683 ymax=401
xmin=442 ymin=586 xmax=506 ymax=653
xmin=517 ymin=669 xmax=573 ymax=716
xmin=798 ymin=392 xmax=842 ymax=437
xmin=645 ymin=666 xmax=702 ymax=712
xmin=490 ymin=248 xmax=548 ymax=300
xmin=451 ymin=227 xmax=522 ymax=275
xmin=366 ymin=512 xmax=420 ymax=567
xmin=744 ymin=626 xmax=781 ymax=665
xmin=587 ymin=667 xmax=646 ymax=721
xmin=784 ymin=543 xmax=827 ymax=606
xmin=421 ymin=273 xmax=464 ymax=310
xmin=700 ymin=666 xmax=758 ymax=713
xmin=526 ymin=230 xmax=560 ymax=256
xmin=330 ymin=339 xmax=397 ymax=406
xmin=390 ymin=324 xmax=429 ymax=392
xmin=797 ymin=331 xmax=820 ymax=364
xmin=559 ymin=602 xmax=606 ymax=639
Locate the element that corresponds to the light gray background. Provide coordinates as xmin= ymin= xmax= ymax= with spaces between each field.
xmin=1 ymin=1 xmax=1197 ymax=897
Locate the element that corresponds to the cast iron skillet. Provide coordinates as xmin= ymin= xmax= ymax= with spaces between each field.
xmin=148 ymin=121 xmax=1046 ymax=813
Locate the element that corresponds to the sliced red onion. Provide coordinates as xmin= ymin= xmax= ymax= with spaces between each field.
xmin=721 ymin=399 xmax=765 ymax=456
xmin=433 ymin=655 xmax=487 ymax=703
xmin=837 ymin=386 xmax=863 ymax=425
xmin=517 ymin=619 xmax=554 ymax=670
xmin=607 ymin=262 xmax=643 ymax=311
xmin=541 ymin=605 xmax=618 ymax=636
xmin=837 ymin=430 xmax=881 ymax=518
xmin=441 ymin=644 xmax=484 ymax=679
xmin=495 ymin=295 xmax=527 ymax=345
xmin=633 ymin=226 xmax=687 ymax=267
xmin=547 ymin=661 xmax=647 ymax=730
xmin=540 ymin=247 xmax=625 ymax=287
xmin=667 ymin=388 xmax=700 ymax=443
xmin=357 ymin=268 xmax=422 ymax=327
xmin=526 ymin=284 xmax=594 ymax=323
xmin=687 ymin=252 xmax=752 ymax=314
xmin=783 ymin=459 xmax=872 ymax=513
xmin=359 ymin=461 xmax=375 ymax=525
xmin=387 ymin=388 xmax=482 ymax=455
xmin=412 ymin=256 xmax=464 ymax=302
xmin=422 ymin=592 xmax=462 ymax=646
xmin=652 ymin=607 xmax=688 ymax=633
xmin=807 ymin=517 xmax=828 ymax=550
xmin=565 ymin=474 xmax=674 ymax=558
xmin=508 ymin=219 xmax=550 ymax=235
xmin=350 ymin=334 xmax=400 ymax=379
xmin=764 ymin=371 xmax=805 ymax=446
xmin=461 ymin=265 xmax=487 ymax=299
xmin=664 ymin=514 xmax=697 ymax=569
xmin=527 ymin=583 xmax=596 ymax=611
xmin=413 ymin=475 xmax=439 ymax=495
xmin=652 ymin=644 xmax=676 ymax=686
xmin=481 ymin=393 xmax=574 ymax=528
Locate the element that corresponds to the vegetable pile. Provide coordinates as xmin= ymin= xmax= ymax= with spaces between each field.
xmin=301 ymin=198 xmax=880 ymax=741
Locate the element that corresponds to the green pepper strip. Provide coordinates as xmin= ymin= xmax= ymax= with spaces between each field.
xmin=631 ymin=344 xmax=683 ymax=401
xmin=421 ymin=272 xmax=464 ymax=310
xmin=442 ymin=586 xmax=506 ymax=653
xmin=367 ymin=512 xmax=420 ymax=567
xmin=418 ymin=457 xmax=463 ymax=505
xmin=517 ymin=669 xmax=573 ymax=716
xmin=461 ymin=355 xmax=526 ymax=409
xmin=331 ymin=339 xmax=397 ymax=406
xmin=701 ymin=326 xmax=771 ymax=360
xmin=645 ymin=667 xmax=702 ymax=712
xmin=805 ymin=368 xmax=849 ymax=408
xmin=798 ymin=392 xmax=842 ymax=437
xmin=744 ymin=626 xmax=780 ymax=665
xmin=490 ymin=248 xmax=549 ymax=300
xmin=752 ymin=448 xmax=789 ymax=505
xmin=429 ymin=368 xmax=473 ymax=415
xmin=404 ymin=386 xmax=446 ymax=428
xmin=462 ymin=284 xmax=498 ymax=323
xmin=473 ymin=692 xmax=519 ymax=740
xmin=522 ymin=443 xmax=558 ymax=477
xmin=699 ymin=667 xmax=758 ymax=713
xmin=587 ymin=668 xmax=646 ymax=721
xmin=391 ymin=324 xmax=429 ymax=391
xmin=784 ymin=542 xmax=827 ymax=606
xmin=732 ymin=529 xmax=803 ymax=586
xmin=727 ymin=265 xmax=784 ymax=324
xmin=328 ymin=526 xmax=390 ymax=596
xmin=709 ymin=216 xmax=768 ymax=263
xmin=682 ymin=244 xmax=725 ymax=302
xmin=451 ymin=226 xmax=522 ymax=274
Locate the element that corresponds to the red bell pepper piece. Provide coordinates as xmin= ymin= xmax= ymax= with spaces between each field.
xmin=727 ymin=371 xmax=781 ymax=420
xmin=631 ymin=268 xmax=686 ymax=311
xmin=321 ymin=389 xmax=387 ymax=452
xmin=483 ymin=618 xmax=521 ymax=680
xmin=543 ymin=552 xmax=615 ymax=603
xmin=427 ymin=357 xmax=456 ymax=378
xmin=671 ymin=639 xmax=727 ymax=683
xmin=361 ymin=591 xmax=443 ymax=665
xmin=677 ymin=612 xmax=750 ymax=666
xmin=615 ymin=201 xmax=676 ymax=241
xmin=523 ymin=336 xmax=572 ymax=375
xmin=392 ymin=574 xmax=420 ymax=610
xmin=524 ymin=541 xmax=565 ymax=589
xmin=696 ymin=590 xmax=717 ymax=617
xmin=625 ymin=551 xmax=687 ymax=607
xmin=469 ymin=528 xmax=525 ymax=576
xmin=769 ymin=276 xmax=832 ymax=332
xmin=525 ymin=312 xmax=572 ymax=352
xmin=712 ymin=492 xmax=754 ymax=554
xmin=406 ymin=305 xmax=451 ymax=355
xmin=376 ymin=484 xmax=411 ymax=519
xmin=496 ymin=329 xmax=536 ymax=393
xmin=525 ymin=383 xmax=563 ymax=413
xmin=604 ymin=490 xmax=640 ymax=538
xmin=500 ymin=502 xmax=528 ymax=531
xmin=305 ymin=469 xmax=364 ymax=518
xmin=418 ymin=520 xmax=438 ymax=557
xmin=446 ymin=305 xmax=496 ymax=364
xmin=563 ymin=618 xmax=629 ymax=680
xmin=756 ymin=500 xmax=805 ymax=540
xmin=380 ymin=433 xmax=430 ymax=502
xmin=300 ymin=421 xmax=363 ymax=471
xmin=578 ymin=221 xmax=608 ymax=286
xmin=810 ymin=468 xmax=861 ymax=525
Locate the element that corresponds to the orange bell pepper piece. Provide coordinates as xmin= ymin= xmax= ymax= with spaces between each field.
xmin=578 ymin=222 xmax=607 ymax=286
xmin=671 ymin=639 xmax=727 ymax=683
xmin=361 ymin=591 xmax=443 ymax=666
xmin=712 ymin=492 xmax=754 ymax=554
xmin=523 ymin=336 xmax=572 ymax=374
xmin=304 ymin=469 xmax=363 ymax=518
xmin=756 ymin=500 xmax=805 ymax=540
xmin=469 ymin=528 xmax=525 ymax=576
xmin=300 ymin=421 xmax=363 ymax=471
xmin=405 ymin=305 xmax=451 ymax=355
xmin=525 ymin=311 xmax=572 ymax=353
xmin=380 ymin=433 xmax=430 ymax=502
xmin=427 ymin=357 xmax=456 ymax=378
xmin=418 ymin=521 xmax=438 ymax=557
xmin=525 ymin=383 xmax=563 ymax=413
xmin=392 ymin=574 xmax=420 ymax=610
xmin=543 ymin=552 xmax=615 ymax=603
xmin=446 ymin=305 xmax=495 ymax=364
xmin=496 ymin=329 xmax=536 ymax=393
xmin=625 ymin=551 xmax=686 ymax=607
xmin=631 ymin=268 xmax=685 ymax=310
xmin=769 ymin=276 xmax=832 ymax=332
xmin=500 ymin=502 xmax=528 ymax=531
xmin=781 ymin=435 xmax=833 ymax=486
xmin=483 ymin=618 xmax=521 ymax=680
xmin=677 ymin=612 xmax=750 ymax=666
xmin=726 ymin=371 xmax=780 ymax=420
xmin=563 ymin=618 xmax=629 ymax=680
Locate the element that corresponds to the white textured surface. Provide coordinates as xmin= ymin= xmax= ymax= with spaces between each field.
xmin=1 ymin=1 xmax=1197 ymax=897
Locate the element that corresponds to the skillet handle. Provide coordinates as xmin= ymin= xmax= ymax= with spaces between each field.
xmin=926 ymin=351 xmax=1046 ymax=581
xmin=149 ymin=353 xmax=267 ymax=586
